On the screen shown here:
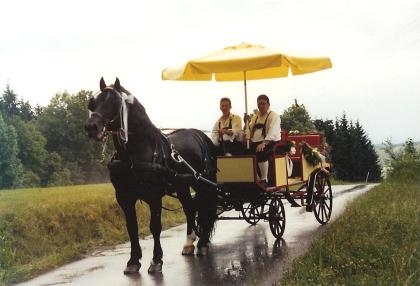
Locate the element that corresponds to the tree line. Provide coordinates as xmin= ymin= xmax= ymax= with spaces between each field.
xmin=1 ymin=86 xmax=382 ymax=190
xmin=281 ymin=101 xmax=382 ymax=182
xmin=0 ymin=85 xmax=109 ymax=189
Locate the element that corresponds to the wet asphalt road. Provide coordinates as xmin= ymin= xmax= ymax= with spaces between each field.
xmin=16 ymin=184 xmax=376 ymax=286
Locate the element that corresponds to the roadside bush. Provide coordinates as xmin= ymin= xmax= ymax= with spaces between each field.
xmin=384 ymin=138 xmax=420 ymax=184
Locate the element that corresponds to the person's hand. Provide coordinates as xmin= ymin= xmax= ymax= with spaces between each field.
xmin=243 ymin=113 xmax=251 ymax=123
xmin=256 ymin=142 xmax=266 ymax=152
xmin=219 ymin=129 xmax=233 ymax=136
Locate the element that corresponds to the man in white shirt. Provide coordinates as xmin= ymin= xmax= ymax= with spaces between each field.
xmin=247 ymin=94 xmax=281 ymax=185
xmin=211 ymin=98 xmax=243 ymax=156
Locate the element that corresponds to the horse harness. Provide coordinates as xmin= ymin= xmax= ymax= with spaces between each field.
xmin=109 ymin=129 xmax=217 ymax=188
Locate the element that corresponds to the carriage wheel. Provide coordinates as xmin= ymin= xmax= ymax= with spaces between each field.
xmin=268 ymin=198 xmax=286 ymax=238
xmin=313 ymin=171 xmax=333 ymax=225
xmin=241 ymin=202 xmax=264 ymax=225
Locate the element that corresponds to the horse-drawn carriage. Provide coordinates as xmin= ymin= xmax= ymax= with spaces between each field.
xmin=85 ymin=44 xmax=333 ymax=273
xmin=85 ymin=77 xmax=333 ymax=273
xmin=211 ymin=131 xmax=333 ymax=239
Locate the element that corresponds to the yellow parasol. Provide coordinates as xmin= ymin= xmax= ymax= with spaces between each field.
xmin=162 ymin=43 xmax=332 ymax=115
xmin=162 ymin=43 xmax=332 ymax=146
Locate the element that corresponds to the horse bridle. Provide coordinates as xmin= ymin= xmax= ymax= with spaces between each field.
xmin=90 ymin=87 xmax=131 ymax=142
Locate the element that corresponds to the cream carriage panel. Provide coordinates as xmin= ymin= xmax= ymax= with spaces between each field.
xmin=216 ymin=156 xmax=256 ymax=183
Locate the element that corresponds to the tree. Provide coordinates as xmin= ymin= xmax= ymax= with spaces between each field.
xmin=281 ymin=99 xmax=316 ymax=132
xmin=0 ymin=85 xmax=19 ymax=117
xmin=0 ymin=84 xmax=34 ymax=121
xmin=330 ymin=114 xmax=353 ymax=180
xmin=350 ymin=121 xmax=381 ymax=182
xmin=384 ymin=138 xmax=420 ymax=184
xmin=36 ymin=90 xmax=109 ymax=184
xmin=313 ymin=118 xmax=336 ymax=145
xmin=0 ymin=114 xmax=23 ymax=189
xmin=315 ymin=114 xmax=382 ymax=182
xmin=5 ymin=115 xmax=49 ymax=186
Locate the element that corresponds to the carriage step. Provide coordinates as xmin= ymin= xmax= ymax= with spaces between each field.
xmin=284 ymin=191 xmax=301 ymax=207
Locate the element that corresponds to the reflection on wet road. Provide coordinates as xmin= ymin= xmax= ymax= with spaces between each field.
xmin=16 ymin=184 xmax=375 ymax=286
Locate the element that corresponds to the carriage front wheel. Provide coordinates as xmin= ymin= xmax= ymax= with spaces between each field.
xmin=313 ymin=171 xmax=333 ymax=225
xmin=241 ymin=201 xmax=264 ymax=225
xmin=268 ymin=197 xmax=286 ymax=238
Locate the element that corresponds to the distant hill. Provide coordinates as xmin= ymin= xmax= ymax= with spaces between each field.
xmin=374 ymin=141 xmax=420 ymax=168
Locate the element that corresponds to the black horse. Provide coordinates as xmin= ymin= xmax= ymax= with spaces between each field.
xmin=85 ymin=78 xmax=218 ymax=274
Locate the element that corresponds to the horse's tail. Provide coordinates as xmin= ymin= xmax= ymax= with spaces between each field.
xmin=195 ymin=181 xmax=218 ymax=242
xmin=190 ymin=129 xmax=218 ymax=242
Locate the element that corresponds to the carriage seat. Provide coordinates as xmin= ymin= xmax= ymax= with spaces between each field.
xmin=284 ymin=133 xmax=323 ymax=161
xmin=269 ymin=132 xmax=323 ymax=181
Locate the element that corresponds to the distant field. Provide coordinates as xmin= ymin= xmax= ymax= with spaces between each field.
xmin=0 ymin=184 xmax=185 ymax=285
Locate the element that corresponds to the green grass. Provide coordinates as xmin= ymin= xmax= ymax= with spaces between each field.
xmin=281 ymin=182 xmax=420 ymax=286
xmin=330 ymin=178 xmax=366 ymax=185
xmin=0 ymin=184 xmax=185 ymax=285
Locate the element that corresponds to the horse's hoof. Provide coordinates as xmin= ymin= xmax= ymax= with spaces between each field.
xmin=123 ymin=263 xmax=141 ymax=274
xmin=147 ymin=260 xmax=163 ymax=273
xmin=182 ymin=245 xmax=195 ymax=255
xmin=196 ymin=246 xmax=209 ymax=256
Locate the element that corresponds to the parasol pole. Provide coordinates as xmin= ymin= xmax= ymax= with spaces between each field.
xmin=244 ymin=71 xmax=248 ymax=115
xmin=243 ymin=71 xmax=250 ymax=149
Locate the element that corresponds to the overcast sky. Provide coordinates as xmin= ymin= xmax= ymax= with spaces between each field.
xmin=1 ymin=0 xmax=419 ymax=144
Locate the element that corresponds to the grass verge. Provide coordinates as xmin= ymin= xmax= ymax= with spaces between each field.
xmin=280 ymin=182 xmax=420 ymax=285
xmin=0 ymin=184 xmax=185 ymax=285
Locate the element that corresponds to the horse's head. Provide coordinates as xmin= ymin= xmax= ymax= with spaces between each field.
xmin=85 ymin=77 xmax=123 ymax=141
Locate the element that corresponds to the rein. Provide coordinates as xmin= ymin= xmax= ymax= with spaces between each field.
xmin=93 ymin=87 xmax=218 ymax=188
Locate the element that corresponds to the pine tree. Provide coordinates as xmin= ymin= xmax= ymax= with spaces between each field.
xmin=0 ymin=85 xmax=34 ymax=121
xmin=0 ymin=84 xmax=19 ymax=117
xmin=316 ymin=115 xmax=382 ymax=182
xmin=313 ymin=118 xmax=336 ymax=146
xmin=0 ymin=114 xmax=23 ymax=189
xmin=353 ymin=121 xmax=381 ymax=182
xmin=331 ymin=114 xmax=353 ymax=180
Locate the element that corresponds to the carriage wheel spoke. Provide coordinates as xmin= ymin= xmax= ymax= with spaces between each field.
xmin=324 ymin=201 xmax=331 ymax=212
xmin=321 ymin=177 xmax=326 ymax=192
xmin=323 ymin=204 xmax=328 ymax=220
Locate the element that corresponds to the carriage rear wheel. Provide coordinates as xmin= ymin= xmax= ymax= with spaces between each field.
xmin=313 ymin=171 xmax=333 ymax=225
xmin=241 ymin=202 xmax=264 ymax=225
xmin=268 ymin=197 xmax=286 ymax=238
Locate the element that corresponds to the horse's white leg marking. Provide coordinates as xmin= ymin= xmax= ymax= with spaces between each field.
xmin=182 ymin=231 xmax=196 ymax=255
xmin=185 ymin=231 xmax=197 ymax=246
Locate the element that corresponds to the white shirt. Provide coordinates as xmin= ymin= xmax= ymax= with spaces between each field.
xmin=211 ymin=113 xmax=243 ymax=146
xmin=249 ymin=109 xmax=281 ymax=142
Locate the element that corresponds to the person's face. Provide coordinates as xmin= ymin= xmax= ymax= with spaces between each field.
xmin=220 ymin=101 xmax=231 ymax=116
xmin=257 ymin=99 xmax=269 ymax=114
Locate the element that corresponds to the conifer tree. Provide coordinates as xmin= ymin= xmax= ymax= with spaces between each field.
xmin=315 ymin=115 xmax=381 ymax=182
xmin=0 ymin=114 xmax=23 ymax=189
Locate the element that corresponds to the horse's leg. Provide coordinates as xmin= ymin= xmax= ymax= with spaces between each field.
xmin=147 ymin=194 xmax=164 ymax=273
xmin=117 ymin=195 xmax=142 ymax=274
xmin=176 ymin=185 xmax=197 ymax=255
xmin=195 ymin=182 xmax=217 ymax=256
xmin=110 ymin=164 xmax=142 ymax=274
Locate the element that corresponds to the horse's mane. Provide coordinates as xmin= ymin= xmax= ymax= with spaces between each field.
xmin=130 ymin=96 xmax=161 ymax=141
